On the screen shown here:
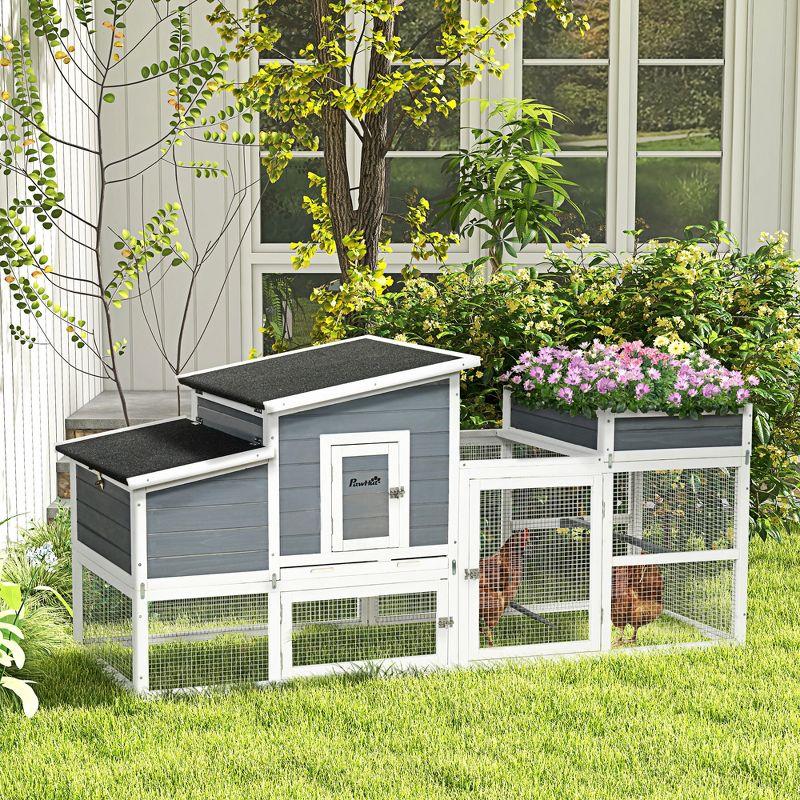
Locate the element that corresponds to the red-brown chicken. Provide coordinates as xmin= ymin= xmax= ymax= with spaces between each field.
xmin=611 ymin=564 xmax=664 ymax=643
xmin=479 ymin=529 xmax=530 ymax=646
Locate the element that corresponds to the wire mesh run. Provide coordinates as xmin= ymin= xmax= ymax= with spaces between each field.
xmin=459 ymin=432 xmax=563 ymax=461
xmin=613 ymin=468 xmax=738 ymax=557
xmin=82 ymin=567 xmax=133 ymax=682
xmin=291 ymin=591 xmax=438 ymax=668
xmin=147 ymin=593 xmax=269 ymax=691
xmin=478 ymin=485 xmax=592 ymax=649
xmin=611 ymin=560 xmax=735 ymax=647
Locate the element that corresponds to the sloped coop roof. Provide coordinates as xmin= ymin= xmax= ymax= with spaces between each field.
xmin=177 ymin=336 xmax=478 ymax=409
xmin=56 ymin=418 xmax=261 ymax=485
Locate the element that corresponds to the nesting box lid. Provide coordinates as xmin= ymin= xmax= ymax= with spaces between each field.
xmin=177 ymin=335 xmax=480 ymax=412
xmin=56 ymin=418 xmax=268 ymax=487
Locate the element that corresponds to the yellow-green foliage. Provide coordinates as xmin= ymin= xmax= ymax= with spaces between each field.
xmin=311 ymin=223 xmax=800 ymax=536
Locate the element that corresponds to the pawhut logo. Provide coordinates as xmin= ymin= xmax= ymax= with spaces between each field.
xmin=349 ymin=475 xmax=382 ymax=488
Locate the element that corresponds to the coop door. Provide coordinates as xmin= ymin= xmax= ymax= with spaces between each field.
xmin=323 ymin=432 xmax=410 ymax=552
xmin=465 ymin=474 xmax=602 ymax=661
xmin=280 ymin=580 xmax=449 ymax=679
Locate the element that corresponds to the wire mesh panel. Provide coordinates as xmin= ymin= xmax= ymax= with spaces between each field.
xmin=459 ymin=432 xmax=562 ymax=461
xmin=613 ymin=468 xmax=738 ymax=557
xmin=287 ymin=587 xmax=442 ymax=675
xmin=82 ymin=567 xmax=133 ymax=682
xmin=475 ymin=483 xmax=594 ymax=653
xmin=611 ymin=560 xmax=735 ymax=647
xmin=147 ymin=593 xmax=269 ymax=691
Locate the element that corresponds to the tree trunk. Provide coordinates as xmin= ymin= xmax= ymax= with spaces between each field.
xmin=313 ymin=0 xmax=355 ymax=277
xmin=357 ymin=15 xmax=394 ymax=269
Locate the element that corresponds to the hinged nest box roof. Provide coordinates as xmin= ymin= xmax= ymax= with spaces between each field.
xmin=177 ymin=335 xmax=480 ymax=411
xmin=56 ymin=418 xmax=269 ymax=488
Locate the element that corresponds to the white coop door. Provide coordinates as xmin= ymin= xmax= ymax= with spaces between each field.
xmin=322 ymin=431 xmax=410 ymax=552
xmin=465 ymin=473 xmax=602 ymax=662
xmin=280 ymin=580 xmax=449 ymax=679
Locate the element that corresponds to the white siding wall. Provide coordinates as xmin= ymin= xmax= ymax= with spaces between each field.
xmin=0 ymin=1 xmax=102 ymax=544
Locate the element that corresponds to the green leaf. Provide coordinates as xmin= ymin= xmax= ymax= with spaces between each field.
xmin=0 ymin=582 xmax=22 ymax=611
xmin=102 ymin=94 xmax=115 ymax=103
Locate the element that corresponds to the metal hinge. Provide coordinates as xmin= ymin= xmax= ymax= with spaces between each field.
xmin=745 ymin=448 xmax=751 ymax=466
xmin=94 ymin=471 xmax=105 ymax=490
xmin=271 ymin=572 xmax=278 ymax=590
xmin=251 ymin=436 xmax=263 ymax=447
xmin=389 ymin=486 xmax=406 ymax=499
xmin=606 ymin=451 xmax=614 ymax=468
xmin=464 ymin=567 xmax=479 ymax=580
xmin=139 ymin=582 xmax=145 ymax=600
xmin=192 ymin=416 xmax=203 ymax=426
xmin=437 ymin=616 xmax=454 ymax=629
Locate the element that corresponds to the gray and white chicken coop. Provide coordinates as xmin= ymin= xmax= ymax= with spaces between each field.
xmin=57 ymin=336 xmax=752 ymax=693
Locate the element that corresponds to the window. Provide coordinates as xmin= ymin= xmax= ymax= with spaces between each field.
xmin=518 ymin=0 xmax=729 ymax=250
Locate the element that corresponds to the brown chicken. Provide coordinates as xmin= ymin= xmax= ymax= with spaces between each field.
xmin=479 ymin=529 xmax=530 ymax=646
xmin=611 ymin=564 xmax=664 ymax=643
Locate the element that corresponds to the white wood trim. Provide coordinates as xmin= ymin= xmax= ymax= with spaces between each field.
xmin=277 ymin=544 xmax=449 ymax=569
xmin=499 ymin=426 xmax=598 ymax=457
xmin=264 ymin=411 xmax=282 ymax=579
xmin=733 ymin=404 xmax=752 ymax=643
xmin=70 ymin=462 xmax=83 ymax=644
xmin=447 ymin=374 xmax=461 ymax=666
xmin=610 ymin=452 xmax=746 ymax=471
xmin=130 ymin=489 xmax=149 ymax=694
xmin=146 ymin=569 xmax=273 ymax=595
xmin=611 ymin=548 xmax=738 ymax=566
xmin=600 ymin=472 xmax=615 ymax=652
xmin=127 ymin=445 xmax=274 ymax=491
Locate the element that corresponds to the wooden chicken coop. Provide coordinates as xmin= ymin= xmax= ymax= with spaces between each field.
xmin=56 ymin=338 xmax=751 ymax=694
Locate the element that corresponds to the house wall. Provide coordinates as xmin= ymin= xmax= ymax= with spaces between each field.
xmin=145 ymin=465 xmax=269 ymax=578
xmin=0 ymin=2 xmax=102 ymax=545
xmin=93 ymin=1 xmax=800 ymax=390
xmin=75 ymin=467 xmax=131 ymax=574
xmin=279 ymin=381 xmax=451 ymax=556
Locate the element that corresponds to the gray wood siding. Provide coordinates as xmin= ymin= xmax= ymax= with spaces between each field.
xmin=75 ymin=467 xmax=131 ymax=573
xmin=146 ymin=465 xmax=268 ymax=578
xmin=614 ymin=414 xmax=743 ymax=450
xmin=196 ymin=397 xmax=263 ymax=442
xmin=510 ymin=403 xmax=744 ymax=451
xmin=510 ymin=404 xmax=598 ymax=450
xmin=279 ymin=381 xmax=451 ymax=555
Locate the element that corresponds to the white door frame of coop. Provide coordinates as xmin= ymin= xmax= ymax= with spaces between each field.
xmin=279 ymin=578 xmax=449 ymax=680
xmin=459 ymin=469 xmax=604 ymax=664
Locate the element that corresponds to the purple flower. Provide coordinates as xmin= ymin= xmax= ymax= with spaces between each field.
xmin=529 ymin=366 xmax=544 ymax=381
xmin=547 ymin=372 xmax=562 ymax=384
xmin=511 ymin=374 xmax=522 ymax=384
xmin=701 ymin=384 xmax=721 ymax=398
xmin=747 ymin=375 xmax=760 ymax=386
xmin=648 ymin=368 xmax=661 ymax=380
xmin=523 ymin=380 xmax=534 ymax=392
xmin=635 ymin=382 xmax=651 ymax=398
xmin=737 ymin=388 xmax=750 ymax=402
xmin=668 ymin=392 xmax=682 ymax=404
xmin=596 ymin=377 xmax=617 ymax=394
xmin=557 ymin=387 xmax=574 ymax=404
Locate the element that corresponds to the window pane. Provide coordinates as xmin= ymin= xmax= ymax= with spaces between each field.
xmin=639 ymin=0 xmax=724 ymax=59
xmin=260 ymin=158 xmax=325 ymax=243
xmin=637 ymin=66 xmax=722 ymax=150
xmin=261 ymin=272 xmax=339 ymax=352
xmin=392 ymin=70 xmax=460 ymax=151
xmin=523 ymin=0 xmax=609 ymax=59
xmin=556 ymin=157 xmax=607 ymax=243
xmin=394 ymin=2 xmax=443 ymax=59
xmin=522 ymin=65 xmax=608 ymax=149
xmin=260 ymin=0 xmax=315 ymax=58
xmin=385 ymin=157 xmax=455 ymax=242
xmin=635 ymin=157 xmax=721 ymax=238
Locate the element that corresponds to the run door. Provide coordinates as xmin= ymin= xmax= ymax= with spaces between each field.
xmin=464 ymin=473 xmax=602 ymax=661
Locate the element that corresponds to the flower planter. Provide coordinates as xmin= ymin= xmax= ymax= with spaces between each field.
xmin=506 ymin=394 xmax=749 ymax=452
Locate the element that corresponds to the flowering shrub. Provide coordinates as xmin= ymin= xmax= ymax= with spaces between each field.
xmin=311 ymin=223 xmax=800 ymax=538
xmin=501 ymin=341 xmax=757 ymax=417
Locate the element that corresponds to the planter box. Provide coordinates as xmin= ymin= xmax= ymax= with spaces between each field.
xmin=507 ymin=396 xmax=748 ymax=452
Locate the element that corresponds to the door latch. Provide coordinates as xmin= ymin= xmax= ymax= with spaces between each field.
xmin=389 ymin=486 xmax=406 ymax=499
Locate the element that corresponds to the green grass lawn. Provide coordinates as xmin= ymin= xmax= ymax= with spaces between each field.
xmin=3 ymin=536 xmax=800 ymax=799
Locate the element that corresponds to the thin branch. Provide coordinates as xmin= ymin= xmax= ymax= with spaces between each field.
xmin=0 ymin=99 xmax=99 ymax=154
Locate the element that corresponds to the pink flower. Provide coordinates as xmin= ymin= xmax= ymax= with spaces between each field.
xmin=596 ymin=377 xmax=617 ymax=394
xmin=511 ymin=374 xmax=522 ymax=384
xmin=547 ymin=372 xmax=562 ymax=384
xmin=557 ymin=387 xmax=574 ymax=404
xmin=529 ymin=366 xmax=545 ymax=381
xmin=648 ymin=368 xmax=661 ymax=380
xmin=737 ymin=388 xmax=750 ymax=402
xmin=523 ymin=380 xmax=534 ymax=392
xmin=580 ymin=382 xmax=591 ymax=393
xmin=747 ymin=375 xmax=760 ymax=386
xmin=635 ymin=382 xmax=651 ymax=398
xmin=687 ymin=388 xmax=697 ymax=397
xmin=668 ymin=392 xmax=682 ymax=404
xmin=701 ymin=384 xmax=721 ymax=398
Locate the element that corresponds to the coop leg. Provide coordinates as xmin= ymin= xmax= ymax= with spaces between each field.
xmin=72 ymin=557 xmax=83 ymax=645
